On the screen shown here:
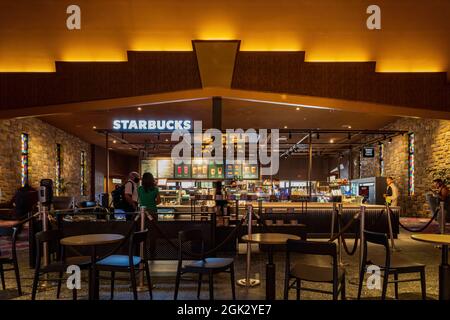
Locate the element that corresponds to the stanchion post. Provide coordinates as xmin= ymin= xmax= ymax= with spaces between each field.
xmin=41 ymin=203 xmax=49 ymax=267
xmin=237 ymin=205 xmax=260 ymax=287
xmin=359 ymin=205 xmax=365 ymax=269
xmin=337 ymin=203 xmax=346 ymax=267
xmin=331 ymin=202 xmax=336 ymax=239
xmin=440 ymin=201 xmax=446 ymax=234
xmin=138 ymin=206 xmax=146 ymax=290
xmin=385 ymin=204 xmax=397 ymax=250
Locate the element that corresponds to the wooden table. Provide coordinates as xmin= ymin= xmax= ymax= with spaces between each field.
xmin=411 ymin=234 xmax=450 ymax=300
xmin=242 ymin=233 xmax=301 ymax=300
xmin=61 ymin=233 xmax=124 ymax=300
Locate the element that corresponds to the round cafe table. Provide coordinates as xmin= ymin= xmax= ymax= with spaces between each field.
xmin=61 ymin=233 xmax=124 ymax=300
xmin=242 ymin=233 xmax=301 ymax=300
xmin=411 ymin=234 xmax=450 ymax=300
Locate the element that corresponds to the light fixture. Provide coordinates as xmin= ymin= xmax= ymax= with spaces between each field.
xmin=137 ymin=107 xmax=142 ymax=111
xmin=330 ymin=139 xmax=334 ymax=143
xmin=165 ymin=138 xmax=169 ymax=142
xmin=296 ymin=107 xmax=300 ymax=111
xmin=284 ymin=125 xmax=288 ymax=129
xmin=113 ymin=140 xmax=117 ymax=144
xmin=92 ymin=126 xmax=96 ymax=129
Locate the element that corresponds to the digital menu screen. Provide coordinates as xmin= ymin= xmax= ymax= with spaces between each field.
xmin=174 ymin=162 xmax=191 ymax=179
xmin=157 ymin=159 xmax=174 ymax=178
xmin=141 ymin=159 xmax=158 ymax=177
xmin=191 ymin=160 xmax=208 ymax=179
xmin=225 ymin=162 xmax=242 ymax=179
xmin=242 ymin=162 xmax=259 ymax=179
xmin=208 ymin=162 xmax=224 ymax=179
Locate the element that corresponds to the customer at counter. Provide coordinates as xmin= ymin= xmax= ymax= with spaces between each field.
xmin=384 ymin=176 xmax=399 ymax=206
xmin=138 ymin=172 xmax=161 ymax=213
xmin=124 ymin=171 xmax=140 ymax=215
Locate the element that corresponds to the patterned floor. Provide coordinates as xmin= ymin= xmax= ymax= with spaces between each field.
xmin=0 ymin=217 xmax=447 ymax=300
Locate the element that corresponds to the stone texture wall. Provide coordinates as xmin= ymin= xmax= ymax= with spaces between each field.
xmin=0 ymin=118 xmax=91 ymax=202
xmin=356 ymin=118 xmax=450 ymax=216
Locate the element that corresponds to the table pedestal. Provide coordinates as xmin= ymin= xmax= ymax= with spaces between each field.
xmin=266 ymin=249 xmax=275 ymax=300
xmin=439 ymin=245 xmax=450 ymax=300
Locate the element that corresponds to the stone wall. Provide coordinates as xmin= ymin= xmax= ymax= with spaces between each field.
xmin=355 ymin=118 xmax=450 ymax=216
xmin=0 ymin=118 xmax=91 ymax=202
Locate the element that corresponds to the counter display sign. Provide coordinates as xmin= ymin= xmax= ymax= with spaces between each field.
xmin=208 ymin=162 xmax=224 ymax=179
xmin=363 ymin=147 xmax=375 ymax=158
xmin=157 ymin=159 xmax=174 ymax=178
xmin=174 ymin=162 xmax=191 ymax=179
xmin=242 ymin=162 xmax=259 ymax=179
xmin=225 ymin=162 xmax=242 ymax=179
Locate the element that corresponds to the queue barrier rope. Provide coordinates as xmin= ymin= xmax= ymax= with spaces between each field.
xmin=145 ymin=211 xmax=246 ymax=259
xmin=393 ymin=206 xmax=439 ymax=233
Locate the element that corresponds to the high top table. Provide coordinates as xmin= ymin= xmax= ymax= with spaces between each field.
xmin=411 ymin=234 xmax=450 ymax=300
xmin=242 ymin=233 xmax=301 ymax=300
xmin=61 ymin=233 xmax=124 ymax=300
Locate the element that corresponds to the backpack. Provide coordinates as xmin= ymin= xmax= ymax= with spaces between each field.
xmin=111 ymin=181 xmax=134 ymax=210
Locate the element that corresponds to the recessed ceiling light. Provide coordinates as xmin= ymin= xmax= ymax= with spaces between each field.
xmin=113 ymin=140 xmax=117 ymax=144
xmin=92 ymin=126 xmax=96 ymax=129
xmin=165 ymin=138 xmax=169 ymax=142
xmin=284 ymin=125 xmax=288 ymax=129
xmin=330 ymin=139 xmax=335 ymax=143
xmin=296 ymin=107 xmax=300 ymax=111
xmin=137 ymin=107 xmax=142 ymax=111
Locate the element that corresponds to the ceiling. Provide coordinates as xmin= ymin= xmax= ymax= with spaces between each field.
xmin=40 ymin=97 xmax=399 ymax=156
xmin=1 ymin=0 xmax=450 ymax=74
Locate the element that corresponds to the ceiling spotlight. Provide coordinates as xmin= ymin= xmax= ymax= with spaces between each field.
xmin=137 ymin=107 xmax=142 ymax=111
xmin=296 ymin=107 xmax=300 ymax=111
xmin=165 ymin=138 xmax=169 ymax=142
xmin=330 ymin=139 xmax=334 ymax=143
xmin=388 ymin=138 xmax=392 ymax=144
xmin=92 ymin=126 xmax=97 ymax=129
xmin=113 ymin=140 xmax=117 ymax=144
xmin=284 ymin=125 xmax=288 ymax=129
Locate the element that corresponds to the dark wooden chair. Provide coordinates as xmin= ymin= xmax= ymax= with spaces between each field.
xmin=31 ymin=230 xmax=91 ymax=300
xmin=174 ymin=229 xmax=235 ymax=300
xmin=0 ymin=225 xmax=22 ymax=296
xmin=357 ymin=230 xmax=426 ymax=300
xmin=284 ymin=239 xmax=345 ymax=300
xmin=95 ymin=229 xmax=152 ymax=300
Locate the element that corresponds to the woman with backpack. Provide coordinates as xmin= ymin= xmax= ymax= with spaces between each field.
xmin=138 ymin=172 xmax=161 ymax=214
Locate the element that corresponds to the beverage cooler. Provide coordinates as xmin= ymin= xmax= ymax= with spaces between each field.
xmin=350 ymin=177 xmax=387 ymax=205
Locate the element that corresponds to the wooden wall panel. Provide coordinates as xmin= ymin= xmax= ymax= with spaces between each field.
xmin=232 ymin=52 xmax=450 ymax=112
xmin=0 ymin=52 xmax=202 ymax=110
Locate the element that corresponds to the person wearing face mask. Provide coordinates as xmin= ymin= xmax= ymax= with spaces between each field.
xmin=124 ymin=171 xmax=140 ymax=216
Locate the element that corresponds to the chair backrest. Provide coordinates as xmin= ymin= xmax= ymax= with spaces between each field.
xmin=362 ymin=230 xmax=390 ymax=267
xmin=178 ymin=229 xmax=204 ymax=262
xmin=285 ymin=239 xmax=339 ymax=282
xmin=35 ymin=229 xmax=64 ymax=266
xmin=128 ymin=229 xmax=149 ymax=257
xmin=286 ymin=239 xmax=337 ymax=257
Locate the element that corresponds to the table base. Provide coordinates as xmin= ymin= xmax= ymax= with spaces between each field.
xmin=237 ymin=278 xmax=261 ymax=287
xmin=266 ymin=263 xmax=275 ymax=300
xmin=439 ymin=264 xmax=450 ymax=300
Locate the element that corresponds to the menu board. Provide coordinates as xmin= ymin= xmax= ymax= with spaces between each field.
xmin=157 ymin=159 xmax=174 ymax=178
xmin=141 ymin=159 xmax=158 ymax=177
xmin=174 ymin=162 xmax=191 ymax=179
xmin=208 ymin=162 xmax=224 ymax=179
xmin=191 ymin=160 xmax=208 ymax=179
xmin=225 ymin=162 xmax=242 ymax=179
xmin=242 ymin=162 xmax=259 ymax=179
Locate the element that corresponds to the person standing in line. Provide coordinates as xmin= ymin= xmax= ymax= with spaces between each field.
xmin=138 ymin=172 xmax=161 ymax=214
xmin=124 ymin=171 xmax=140 ymax=217
xmin=384 ymin=176 xmax=399 ymax=206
